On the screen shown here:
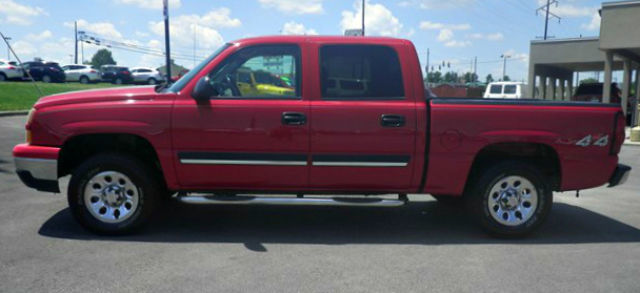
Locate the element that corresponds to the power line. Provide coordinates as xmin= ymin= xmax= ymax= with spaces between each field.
xmin=536 ymin=0 xmax=561 ymax=40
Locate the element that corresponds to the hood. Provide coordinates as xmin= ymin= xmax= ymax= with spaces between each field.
xmin=34 ymin=86 xmax=158 ymax=109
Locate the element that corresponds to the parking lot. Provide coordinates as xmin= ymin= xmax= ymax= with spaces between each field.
xmin=0 ymin=114 xmax=639 ymax=292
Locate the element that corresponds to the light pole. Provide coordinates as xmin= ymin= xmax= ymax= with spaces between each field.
xmin=3 ymin=36 xmax=11 ymax=60
xmin=362 ymin=0 xmax=365 ymax=36
xmin=501 ymin=54 xmax=512 ymax=81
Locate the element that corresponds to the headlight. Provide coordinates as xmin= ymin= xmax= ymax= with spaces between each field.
xmin=25 ymin=108 xmax=35 ymax=143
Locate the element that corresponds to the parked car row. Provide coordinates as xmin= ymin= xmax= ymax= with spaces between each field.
xmin=0 ymin=60 xmax=166 ymax=85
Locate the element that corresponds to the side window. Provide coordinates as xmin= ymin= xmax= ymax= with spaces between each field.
xmin=504 ymin=85 xmax=517 ymax=94
xmin=62 ymin=65 xmax=69 ymax=70
xmin=208 ymin=45 xmax=300 ymax=99
xmin=320 ymin=45 xmax=404 ymax=100
xmin=490 ymin=85 xmax=502 ymax=94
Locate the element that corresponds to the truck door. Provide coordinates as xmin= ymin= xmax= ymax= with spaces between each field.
xmin=309 ymin=44 xmax=417 ymax=191
xmin=172 ymin=44 xmax=310 ymax=190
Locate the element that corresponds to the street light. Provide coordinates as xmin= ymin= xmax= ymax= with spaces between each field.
xmin=3 ymin=36 xmax=11 ymax=60
xmin=501 ymin=54 xmax=512 ymax=81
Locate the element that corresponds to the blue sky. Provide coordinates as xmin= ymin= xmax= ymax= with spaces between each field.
xmin=0 ymin=0 xmax=606 ymax=81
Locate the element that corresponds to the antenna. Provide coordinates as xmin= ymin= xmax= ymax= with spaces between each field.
xmin=0 ymin=30 xmax=43 ymax=97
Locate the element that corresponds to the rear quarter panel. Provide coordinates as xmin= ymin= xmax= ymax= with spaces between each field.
xmin=424 ymin=100 xmax=621 ymax=195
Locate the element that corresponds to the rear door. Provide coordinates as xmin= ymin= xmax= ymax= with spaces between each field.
xmin=308 ymin=44 xmax=417 ymax=191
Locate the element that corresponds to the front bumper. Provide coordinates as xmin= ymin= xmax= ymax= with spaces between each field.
xmin=13 ymin=144 xmax=60 ymax=193
xmin=608 ymin=164 xmax=631 ymax=187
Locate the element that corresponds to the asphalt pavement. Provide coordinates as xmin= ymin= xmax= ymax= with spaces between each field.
xmin=1 ymin=115 xmax=639 ymax=293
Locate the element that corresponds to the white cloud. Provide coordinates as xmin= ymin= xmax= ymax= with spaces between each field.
xmin=11 ymin=40 xmax=37 ymax=56
xmin=66 ymin=19 xmax=123 ymax=39
xmin=419 ymin=21 xmax=470 ymax=31
xmin=467 ymin=32 xmax=504 ymax=41
xmin=259 ymin=0 xmax=323 ymax=15
xmin=148 ymin=7 xmax=240 ymax=53
xmin=400 ymin=0 xmax=474 ymax=10
xmin=281 ymin=22 xmax=318 ymax=35
xmin=341 ymin=1 xmax=403 ymax=36
xmin=25 ymin=30 xmax=53 ymax=42
xmin=0 ymin=0 xmax=47 ymax=25
xmin=437 ymin=29 xmax=454 ymax=42
xmin=535 ymin=0 xmax=595 ymax=18
xmin=114 ymin=0 xmax=181 ymax=10
xmin=444 ymin=40 xmax=471 ymax=48
xmin=581 ymin=12 xmax=600 ymax=31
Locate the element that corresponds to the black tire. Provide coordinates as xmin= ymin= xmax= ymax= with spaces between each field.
xmin=79 ymin=76 xmax=89 ymax=84
xmin=67 ymin=153 xmax=160 ymax=235
xmin=431 ymin=194 xmax=463 ymax=206
xmin=467 ymin=161 xmax=552 ymax=238
xmin=42 ymin=74 xmax=52 ymax=83
xmin=114 ymin=77 xmax=123 ymax=84
xmin=147 ymin=78 xmax=157 ymax=85
xmin=0 ymin=73 xmax=6 ymax=82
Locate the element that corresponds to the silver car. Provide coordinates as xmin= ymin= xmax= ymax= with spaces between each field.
xmin=130 ymin=67 xmax=165 ymax=85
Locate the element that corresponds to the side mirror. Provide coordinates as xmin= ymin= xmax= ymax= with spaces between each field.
xmin=192 ymin=76 xmax=216 ymax=101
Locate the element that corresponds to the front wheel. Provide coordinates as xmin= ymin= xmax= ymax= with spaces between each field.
xmin=68 ymin=153 xmax=160 ymax=234
xmin=79 ymin=76 xmax=89 ymax=84
xmin=42 ymin=74 xmax=52 ymax=83
xmin=468 ymin=161 xmax=552 ymax=237
xmin=114 ymin=77 xmax=123 ymax=84
xmin=147 ymin=78 xmax=157 ymax=85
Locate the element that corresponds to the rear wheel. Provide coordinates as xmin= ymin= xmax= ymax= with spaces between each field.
xmin=68 ymin=153 xmax=160 ymax=234
xmin=147 ymin=78 xmax=157 ymax=85
xmin=114 ymin=77 xmax=123 ymax=84
xmin=0 ymin=73 xmax=6 ymax=81
xmin=79 ymin=76 xmax=89 ymax=84
xmin=42 ymin=74 xmax=52 ymax=83
xmin=468 ymin=161 xmax=552 ymax=237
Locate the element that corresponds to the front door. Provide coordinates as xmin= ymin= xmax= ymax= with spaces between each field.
xmin=172 ymin=44 xmax=309 ymax=191
xmin=309 ymin=44 xmax=417 ymax=191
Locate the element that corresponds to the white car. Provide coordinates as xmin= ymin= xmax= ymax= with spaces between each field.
xmin=0 ymin=59 xmax=24 ymax=81
xmin=62 ymin=64 xmax=101 ymax=83
xmin=130 ymin=67 xmax=165 ymax=85
xmin=483 ymin=82 xmax=526 ymax=99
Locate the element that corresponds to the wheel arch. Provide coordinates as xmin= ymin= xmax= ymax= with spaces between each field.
xmin=58 ymin=133 xmax=166 ymax=189
xmin=465 ymin=142 xmax=562 ymax=193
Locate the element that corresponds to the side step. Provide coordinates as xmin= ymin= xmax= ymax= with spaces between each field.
xmin=177 ymin=195 xmax=406 ymax=207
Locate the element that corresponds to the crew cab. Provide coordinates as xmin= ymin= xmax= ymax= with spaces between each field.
xmin=13 ymin=36 xmax=631 ymax=237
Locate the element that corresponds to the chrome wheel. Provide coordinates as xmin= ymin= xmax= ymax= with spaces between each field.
xmin=83 ymin=171 xmax=139 ymax=224
xmin=487 ymin=175 xmax=538 ymax=226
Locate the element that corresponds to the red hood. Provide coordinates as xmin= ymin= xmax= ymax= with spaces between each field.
xmin=34 ymin=86 xmax=158 ymax=109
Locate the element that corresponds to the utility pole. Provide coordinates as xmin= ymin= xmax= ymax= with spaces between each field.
xmin=425 ymin=48 xmax=429 ymax=82
xmin=79 ymin=31 xmax=85 ymax=63
xmin=3 ymin=36 xmax=11 ymax=60
xmin=536 ymin=0 xmax=561 ymax=40
xmin=163 ymin=0 xmax=172 ymax=81
xmin=473 ymin=56 xmax=477 ymax=81
xmin=361 ymin=0 xmax=365 ymax=36
xmin=501 ymin=54 xmax=511 ymax=81
xmin=74 ymin=21 xmax=78 ymax=64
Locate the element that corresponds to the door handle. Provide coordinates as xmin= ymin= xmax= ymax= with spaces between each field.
xmin=282 ymin=112 xmax=306 ymax=126
xmin=380 ymin=114 xmax=405 ymax=127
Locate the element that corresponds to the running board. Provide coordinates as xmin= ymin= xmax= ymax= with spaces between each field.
xmin=177 ymin=195 xmax=406 ymax=207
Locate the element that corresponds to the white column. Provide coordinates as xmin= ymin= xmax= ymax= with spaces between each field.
xmin=558 ymin=79 xmax=565 ymax=101
xmin=634 ymin=68 xmax=640 ymax=126
xmin=603 ymin=51 xmax=614 ymax=103
xmin=540 ymin=75 xmax=547 ymax=100
xmin=621 ymin=59 xmax=631 ymax=116
xmin=549 ymin=78 xmax=557 ymax=100
xmin=567 ymin=79 xmax=574 ymax=101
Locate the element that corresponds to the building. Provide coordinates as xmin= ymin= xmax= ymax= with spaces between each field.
xmin=527 ymin=0 xmax=640 ymax=125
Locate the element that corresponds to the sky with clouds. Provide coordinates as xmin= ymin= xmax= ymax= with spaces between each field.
xmin=0 ymin=0 xmax=607 ymax=81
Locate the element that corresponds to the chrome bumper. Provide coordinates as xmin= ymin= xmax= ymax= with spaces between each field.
xmin=14 ymin=157 xmax=59 ymax=192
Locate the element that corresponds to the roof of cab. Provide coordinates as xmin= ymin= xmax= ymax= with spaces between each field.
xmin=229 ymin=35 xmax=413 ymax=46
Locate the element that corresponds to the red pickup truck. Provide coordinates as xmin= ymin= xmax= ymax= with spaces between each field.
xmin=13 ymin=36 xmax=630 ymax=237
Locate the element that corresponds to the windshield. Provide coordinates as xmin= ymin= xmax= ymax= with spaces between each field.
xmin=167 ymin=43 xmax=232 ymax=93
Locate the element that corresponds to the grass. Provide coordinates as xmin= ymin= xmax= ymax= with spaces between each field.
xmin=0 ymin=81 xmax=123 ymax=111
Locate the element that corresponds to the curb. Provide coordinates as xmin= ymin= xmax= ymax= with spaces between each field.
xmin=0 ymin=111 xmax=28 ymax=117
xmin=623 ymin=141 xmax=640 ymax=147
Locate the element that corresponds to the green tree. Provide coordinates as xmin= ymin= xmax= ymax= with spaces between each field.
xmin=443 ymin=71 xmax=458 ymax=83
xmin=463 ymin=72 xmax=478 ymax=83
xmin=426 ymin=71 xmax=442 ymax=83
xmin=579 ymin=78 xmax=598 ymax=84
xmin=90 ymin=49 xmax=116 ymax=68
xmin=486 ymin=74 xmax=494 ymax=83
xmin=503 ymin=75 xmax=511 ymax=81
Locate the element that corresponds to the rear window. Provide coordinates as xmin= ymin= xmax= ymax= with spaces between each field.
xmin=137 ymin=69 xmax=152 ymax=73
xmin=489 ymin=85 xmax=502 ymax=94
xmin=320 ymin=45 xmax=404 ymax=100
xmin=504 ymin=85 xmax=517 ymax=94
